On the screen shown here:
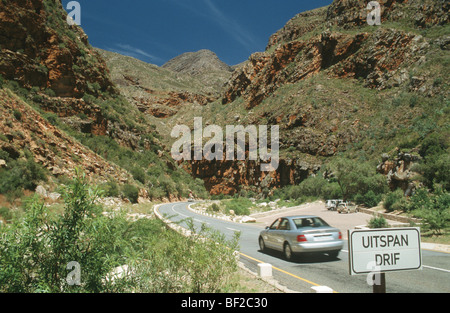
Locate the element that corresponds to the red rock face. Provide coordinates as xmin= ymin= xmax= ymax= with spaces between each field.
xmin=222 ymin=28 xmax=428 ymax=110
xmin=183 ymin=158 xmax=320 ymax=196
xmin=0 ymin=0 xmax=116 ymax=98
xmin=0 ymin=0 xmax=121 ymax=138
xmin=0 ymin=89 xmax=130 ymax=182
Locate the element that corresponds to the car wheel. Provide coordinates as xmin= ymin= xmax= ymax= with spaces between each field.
xmin=284 ymin=242 xmax=293 ymax=261
xmin=259 ymin=237 xmax=266 ymax=252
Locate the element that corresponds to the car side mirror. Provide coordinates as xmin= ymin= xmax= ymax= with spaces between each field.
xmin=265 ymin=226 xmax=270 ymax=230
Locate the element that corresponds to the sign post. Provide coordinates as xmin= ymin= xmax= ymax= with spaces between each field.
xmin=348 ymin=227 xmax=422 ymax=293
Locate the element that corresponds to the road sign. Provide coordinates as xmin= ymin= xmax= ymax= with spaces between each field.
xmin=348 ymin=227 xmax=422 ymax=275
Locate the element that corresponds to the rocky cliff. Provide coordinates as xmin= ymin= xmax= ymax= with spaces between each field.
xmin=0 ymin=0 xmax=116 ymax=98
xmin=187 ymin=0 xmax=449 ymax=195
xmin=0 ymin=0 xmax=207 ymax=200
xmin=4 ymin=0 xmax=445 ymax=198
xmin=222 ymin=0 xmax=446 ymax=109
xmin=97 ymin=49 xmax=229 ymax=120
xmin=0 ymin=88 xmax=131 ymax=183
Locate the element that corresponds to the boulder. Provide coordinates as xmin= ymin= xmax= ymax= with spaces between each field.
xmin=240 ymin=216 xmax=256 ymax=223
xmin=35 ymin=185 xmax=47 ymax=198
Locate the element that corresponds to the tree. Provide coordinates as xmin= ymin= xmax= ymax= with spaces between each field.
xmin=409 ymin=186 xmax=450 ymax=235
xmin=327 ymin=157 xmax=387 ymax=201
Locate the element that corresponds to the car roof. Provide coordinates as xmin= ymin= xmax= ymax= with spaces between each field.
xmin=282 ymin=215 xmax=319 ymax=219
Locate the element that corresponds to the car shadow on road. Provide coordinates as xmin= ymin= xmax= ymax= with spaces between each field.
xmin=258 ymin=249 xmax=342 ymax=264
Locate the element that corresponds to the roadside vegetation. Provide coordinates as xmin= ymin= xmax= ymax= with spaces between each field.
xmin=0 ymin=172 xmax=239 ymax=293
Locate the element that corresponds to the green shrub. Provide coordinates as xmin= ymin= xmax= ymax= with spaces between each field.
xmin=327 ymin=158 xmax=388 ymax=201
xmin=383 ymin=189 xmax=405 ymax=212
xmin=0 ymin=207 xmax=12 ymax=222
xmin=297 ymin=175 xmax=327 ymax=198
xmin=355 ymin=190 xmax=382 ymax=208
xmin=100 ymin=180 xmax=119 ymax=198
xmin=409 ymin=187 xmax=450 ymax=235
xmin=211 ymin=203 xmax=220 ymax=212
xmin=121 ymin=184 xmax=139 ymax=203
xmin=368 ymin=214 xmax=389 ymax=229
xmin=224 ymin=198 xmax=252 ymax=216
xmin=321 ymin=182 xmax=343 ymax=199
xmin=130 ymin=166 xmax=146 ymax=185
xmin=0 ymin=151 xmax=47 ymax=196
xmin=0 ymin=173 xmax=239 ymax=293
xmin=45 ymin=88 xmax=56 ymax=97
xmin=415 ymin=132 xmax=450 ymax=191
xmin=12 ymin=109 xmax=22 ymax=121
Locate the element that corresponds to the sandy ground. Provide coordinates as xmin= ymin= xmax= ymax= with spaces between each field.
xmin=251 ymin=201 xmax=388 ymax=240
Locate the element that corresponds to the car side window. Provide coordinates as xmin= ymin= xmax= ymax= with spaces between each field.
xmin=269 ymin=219 xmax=281 ymax=230
xmin=278 ymin=218 xmax=290 ymax=230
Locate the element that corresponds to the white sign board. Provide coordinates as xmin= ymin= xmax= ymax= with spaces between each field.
xmin=348 ymin=227 xmax=422 ymax=275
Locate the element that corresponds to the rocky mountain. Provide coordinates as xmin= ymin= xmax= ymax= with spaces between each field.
xmin=162 ymin=49 xmax=233 ymax=88
xmin=97 ymin=49 xmax=222 ymax=122
xmin=91 ymin=0 xmax=449 ymax=197
xmin=0 ymin=0 xmax=116 ymax=98
xmin=178 ymin=0 xmax=449 ymax=195
xmin=0 ymin=0 xmax=448 ymax=201
xmin=0 ymin=0 xmax=208 ymax=202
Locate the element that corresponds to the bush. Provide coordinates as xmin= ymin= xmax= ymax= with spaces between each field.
xmin=0 ymin=173 xmax=239 ymax=292
xmin=100 ymin=180 xmax=119 ymax=198
xmin=0 ymin=173 xmax=111 ymax=292
xmin=211 ymin=203 xmax=220 ymax=212
xmin=0 ymin=207 xmax=12 ymax=222
xmin=0 ymin=151 xmax=47 ymax=196
xmin=383 ymin=189 xmax=405 ymax=212
xmin=409 ymin=187 xmax=450 ymax=235
xmin=327 ymin=158 xmax=388 ymax=201
xmin=297 ymin=176 xmax=327 ymax=198
xmin=321 ymin=182 xmax=343 ymax=199
xmin=121 ymin=184 xmax=139 ymax=203
xmin=13 ymin=109 xmax=22 ymax=121
xmin=224 ymin=198 xmax=252 ymax=216
xmin=368 ymin=214 xmax=389 ymax=229
xmin=45 ymin=88 xmax=56 ymax=97
xmin=130 ymin=167 xmax=146 ymax=185
xmin=355 ymin=190 xmax=382 ymax=208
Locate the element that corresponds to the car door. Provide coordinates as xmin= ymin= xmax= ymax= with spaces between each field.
xmin=267 ymin=218 xmax=291 ymax=251
xmin=263 ymin=218 xmax=281 ymax=249
xmin=273 ymin=218 xmax=291 ymax=250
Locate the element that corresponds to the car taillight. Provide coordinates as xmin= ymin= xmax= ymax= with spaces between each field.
xmin=297 ymin=235 xmax=307 ymax=242
xmin=338 ymin=232 xmax=342 ymax=239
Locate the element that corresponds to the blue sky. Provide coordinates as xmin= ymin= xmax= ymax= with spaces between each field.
xmin=62 ymin=0 xmax=333 ymax=66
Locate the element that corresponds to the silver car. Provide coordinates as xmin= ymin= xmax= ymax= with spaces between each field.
xmin=258 ymin=215 xmax=344 ymax=261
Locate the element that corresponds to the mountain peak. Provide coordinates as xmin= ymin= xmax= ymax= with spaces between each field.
xmin=162 ymin=49 xmax=232 ymax=76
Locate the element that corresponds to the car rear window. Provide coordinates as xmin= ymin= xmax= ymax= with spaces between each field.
xmin=293 ymin=217 xmax=330 ymax=229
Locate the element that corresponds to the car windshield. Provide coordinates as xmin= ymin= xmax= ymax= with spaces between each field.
xmin=293 ymin=217 xmax=330 ymax=229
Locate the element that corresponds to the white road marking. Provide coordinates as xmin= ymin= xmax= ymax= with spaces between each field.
xmin=171 ymin=204 xmax=188 ymax=217
xmin=194 ymin=218 xmax=209 ymax=224
xmin=423 ymin=265 xmax=450 ymax=273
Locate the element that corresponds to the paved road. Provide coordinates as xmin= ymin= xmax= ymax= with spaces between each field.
xmin=157 ymin=202 xmax=450 ymax=293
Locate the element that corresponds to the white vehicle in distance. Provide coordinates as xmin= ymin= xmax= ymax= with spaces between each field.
xmin=326 ymin=199 xmax=344 ymax=211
